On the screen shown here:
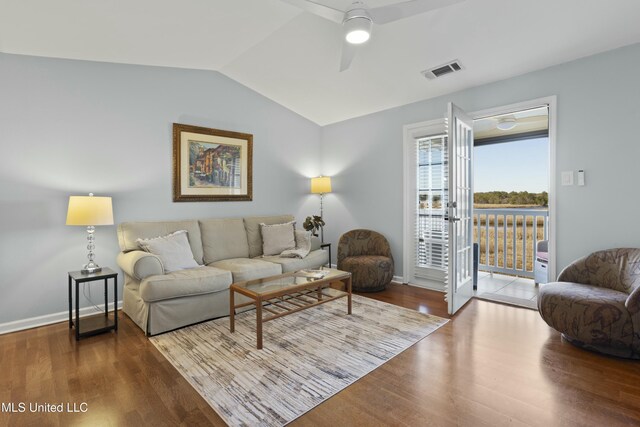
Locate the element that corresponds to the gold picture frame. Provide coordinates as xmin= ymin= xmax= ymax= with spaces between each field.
xmin=173 ymin=123 xmax=253 ymax=202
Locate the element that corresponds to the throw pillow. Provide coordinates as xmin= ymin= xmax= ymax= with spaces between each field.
xmin=261 ymin=221 xmax=296 ymax=256
xmin=136 ymin=230 xmax=199 ymax=273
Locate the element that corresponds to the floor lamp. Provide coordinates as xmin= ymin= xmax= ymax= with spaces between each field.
xmin=311 ymin=176 xmax=332 ymax=243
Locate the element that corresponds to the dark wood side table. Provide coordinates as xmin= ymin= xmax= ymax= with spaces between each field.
xmin=68 ymin=267 xmax=118 ymax=341
xmin=320 ymin=243 xmax=332 ymax=268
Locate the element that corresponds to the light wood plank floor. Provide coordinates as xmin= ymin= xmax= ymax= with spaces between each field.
xmin=1 ymin=284 xmax=639 ymax=426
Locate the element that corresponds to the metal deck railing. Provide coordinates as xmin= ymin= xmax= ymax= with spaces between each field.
xmin=474 ymin=208 xmax=548 ymax=278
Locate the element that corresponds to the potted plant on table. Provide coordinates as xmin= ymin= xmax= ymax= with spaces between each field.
xmin=303 ymin=215 xmax=325 ymax=237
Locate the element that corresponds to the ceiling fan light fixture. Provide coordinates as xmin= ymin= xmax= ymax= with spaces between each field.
xmin=497 ymin=117 xmax=517 ymax=131
xmin=344 ymin=12 xmax=372 ymax=44
xmin=346 ymin=28 xmax=370 ymax=44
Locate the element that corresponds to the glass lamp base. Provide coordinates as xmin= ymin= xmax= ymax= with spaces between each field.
xmin=82 ymin=263 xmax=102 ymax=274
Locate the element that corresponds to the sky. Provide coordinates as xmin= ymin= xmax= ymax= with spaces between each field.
xmin=473 ymin=137 xmax=549 ymax=193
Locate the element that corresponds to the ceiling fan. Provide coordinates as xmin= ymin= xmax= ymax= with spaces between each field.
xmin=280 ymin=0 xmax=464 ymax=71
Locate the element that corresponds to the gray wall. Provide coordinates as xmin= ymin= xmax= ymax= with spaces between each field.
xmin=321 ymin=42 xmax=640 ymax=277
xmin=0 ymin=53 xmax=322 ymax=324
xmin=3 ymin=42 xmax=640 ymax=325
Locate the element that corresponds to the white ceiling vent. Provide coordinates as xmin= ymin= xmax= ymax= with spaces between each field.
xmin=422 ymin=60 xmax=464 ymax=80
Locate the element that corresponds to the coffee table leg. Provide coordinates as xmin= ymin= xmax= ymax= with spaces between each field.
xmin=256 ymin=297 xmax=263 ymax=349
xmin=346 ymin=277 xmax=352 ymax=315
xmin=229 ymin=289 xmax=235 ymax=333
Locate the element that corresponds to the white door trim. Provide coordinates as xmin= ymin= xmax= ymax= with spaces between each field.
xmin=470 ymin=96 xmax=557 ymax=281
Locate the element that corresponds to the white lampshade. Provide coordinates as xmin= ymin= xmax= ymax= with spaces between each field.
xmin=311 ymin=176 xmax=332 ymax=194
xmin=66 ymin=195 xmax=114 ymax=226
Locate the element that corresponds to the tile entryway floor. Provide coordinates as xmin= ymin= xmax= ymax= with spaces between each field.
xmin=474 ymin=271 xmax=539 ymax=308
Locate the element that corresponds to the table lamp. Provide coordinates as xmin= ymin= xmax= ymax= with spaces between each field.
xmin=310 ymin=176 xmax=332 ymax=243
xmin=66 ymin=193 xmax=114 ymax=274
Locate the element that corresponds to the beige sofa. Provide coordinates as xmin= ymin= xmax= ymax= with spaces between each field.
xmin=116 ymin=215 xmax=328 ymax=335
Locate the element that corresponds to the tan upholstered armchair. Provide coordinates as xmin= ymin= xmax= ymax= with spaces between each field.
xmin=538 ymin=248 xmax=640 ymax=359
xmin=337 ymin=229 xmax=394 ymax=292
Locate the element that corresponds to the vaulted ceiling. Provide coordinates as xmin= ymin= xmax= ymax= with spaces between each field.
xmin=2 ymin=0 xmax=640 ymax=125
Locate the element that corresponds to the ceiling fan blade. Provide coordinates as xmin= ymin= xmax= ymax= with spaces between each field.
xmin=279 ymin=0 xmax=345 ymax=24
xmin=339 ymin=41 xmax=357 ymax=72
xmin=369 ymin=0 xmax=464 ymax=25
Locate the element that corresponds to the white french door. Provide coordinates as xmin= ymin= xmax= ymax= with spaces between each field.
xmin=446 ymin=103 xmax=474 ymax=315
xmin=403 ymin=102 xmax=474 ymax=315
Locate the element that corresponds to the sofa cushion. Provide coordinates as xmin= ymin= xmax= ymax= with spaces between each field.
xmin=538 ymin=282 xmax=634 ymax=350
xmin=244 ymin=215 xmax=295 ymax=258
xmin=139 ymin=266 xmax=232 ymax=302
xmin=118 ymin=220 xmax=204 ymax=265
xmin=209 ymin=258 xmax=282 ymax=282
xmin=137 ymin=230 xmax=199 ymax=273
xmin=263 ymin=249 xmax=329 ymax=273
xmin=200 ymin=218 xmax=250 ymax=264
xmin=261 ymin=221 xmax=296 ymax=256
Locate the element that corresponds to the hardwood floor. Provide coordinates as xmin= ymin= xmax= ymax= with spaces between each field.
xmin=1 ymin=284 xmax=639 ymax=426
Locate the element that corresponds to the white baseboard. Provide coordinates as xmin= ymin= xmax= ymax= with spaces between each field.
xmin=0 ymin=301 xmax=123 ymax=335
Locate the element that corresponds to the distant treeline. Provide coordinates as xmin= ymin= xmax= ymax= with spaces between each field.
xmin=474 ymin=191 xmax=548 ymax=206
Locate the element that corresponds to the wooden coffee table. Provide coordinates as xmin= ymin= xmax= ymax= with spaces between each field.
xmin=229 ymin=268 xmax=352 ymax=349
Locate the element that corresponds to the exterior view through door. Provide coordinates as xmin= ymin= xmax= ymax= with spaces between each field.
xmin=472 ymin=106 xmax=550 ymax=309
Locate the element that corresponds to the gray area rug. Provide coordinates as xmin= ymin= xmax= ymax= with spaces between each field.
xmin=476 ymin=293 xmax=537 ymax=310
xmin=150 ymin=295 xmax=448 ymax=426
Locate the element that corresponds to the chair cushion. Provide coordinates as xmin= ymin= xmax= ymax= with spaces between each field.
xmin=209 ymin=258 xmax=282 ymax=282
xmin=263 ymin=249 xmax=328 ymax=273
xmin=139 ymin=266 xmax=232 ymax=302
xmin=538 ymin=282 xmax=634 ymax=350
xmin=339 ymin=255 xmax=394 ymax=291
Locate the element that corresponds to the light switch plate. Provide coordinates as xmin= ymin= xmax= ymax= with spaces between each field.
xmin=577 ymin=170 xmax=585 ymax=186
xmin=561 ymin=171 xmax=574 ymax=186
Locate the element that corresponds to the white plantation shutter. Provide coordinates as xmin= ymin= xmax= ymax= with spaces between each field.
xmin=416 ymin=135 xmax=449 ymax=272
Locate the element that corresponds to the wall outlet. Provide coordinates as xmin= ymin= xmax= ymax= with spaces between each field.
xmin=561 ymin=171 xmax=574 ymax=186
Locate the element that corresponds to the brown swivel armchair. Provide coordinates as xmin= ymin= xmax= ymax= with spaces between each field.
xmin=337 ymin=229 xmax=394 ymax=292
xmin=538 ymin=248 xmax=640 ymax=359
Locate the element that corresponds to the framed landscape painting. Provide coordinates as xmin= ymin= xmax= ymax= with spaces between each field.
xmin=173 ymin=123 xmax=253 ymax=202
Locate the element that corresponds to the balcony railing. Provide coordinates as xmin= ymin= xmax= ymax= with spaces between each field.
xmin=473 ymin=208 xmax=548 ymax=279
